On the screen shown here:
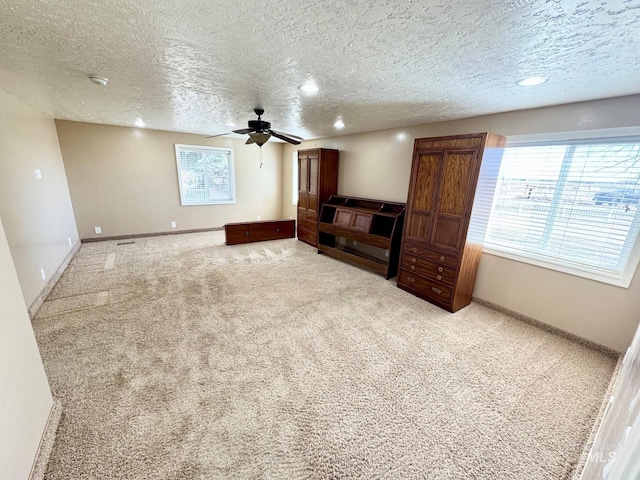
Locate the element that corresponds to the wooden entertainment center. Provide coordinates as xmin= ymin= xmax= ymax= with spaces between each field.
xmin=317 ymin=195 xmax=405 ymax=279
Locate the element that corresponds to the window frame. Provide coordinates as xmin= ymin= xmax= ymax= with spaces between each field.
xmin=175 ymin=144 xmax=236 ymax=206
xmin=481 ymin=128 xmax=640 ymax=288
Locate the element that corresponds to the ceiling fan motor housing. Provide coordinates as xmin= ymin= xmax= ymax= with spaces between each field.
xmin=248 ymin=119 xmax=271 ymax=132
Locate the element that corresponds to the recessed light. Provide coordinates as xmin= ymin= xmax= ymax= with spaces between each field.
xmin=299 ymin=82 xmax=319 ymax=94
xmin=334 ymin=119 xmax=345 ymax=129
xmin=88 ymin=75 xmax=108 ymax=86
xmin=516 ymin=76 xmax=549 ymax=87
xmin=134 ymin=118 xmax=145 ymax=128
xmin=396 ymin=132 xmax=407 ymax=141
xmin=225 ymin=122 xmax=236 ymax=127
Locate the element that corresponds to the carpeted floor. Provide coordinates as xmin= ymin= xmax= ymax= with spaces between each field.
xmin=33 ymin=231 xmax=617 ymax=479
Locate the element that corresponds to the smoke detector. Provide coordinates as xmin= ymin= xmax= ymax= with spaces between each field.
xmin=89 ymin=76 xmax=108 ymax=86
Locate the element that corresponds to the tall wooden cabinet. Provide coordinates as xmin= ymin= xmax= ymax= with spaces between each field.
xmin=397 ymin=133 xmax=505 ymax=312
xmin=297 ymin=148 xmax=339 ymax=247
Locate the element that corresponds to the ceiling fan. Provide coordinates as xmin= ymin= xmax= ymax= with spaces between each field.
xmin=208 ymin=108 xmax=303 ymax=146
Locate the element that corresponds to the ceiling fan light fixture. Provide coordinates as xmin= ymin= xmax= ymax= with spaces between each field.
xmin=516 ymin=76 xmax=549 ymax=87
xmin=248 ymin=132 xmax=271 ymax=147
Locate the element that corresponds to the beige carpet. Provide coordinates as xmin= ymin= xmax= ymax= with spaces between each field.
xmin=33 ymin=231 xmax=617 ymax=479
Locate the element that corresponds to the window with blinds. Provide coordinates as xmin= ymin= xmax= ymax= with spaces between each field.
xmin=175 ymin=144 xmax=235 ymax=206
xmin=477 ymin=138 xmax=640 ymax=286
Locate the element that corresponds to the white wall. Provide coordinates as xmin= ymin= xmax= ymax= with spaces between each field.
xmin=282 ymin=94 xmax=640 ymax=352
xmin=56 ymin=121 xmax=284 ymax=239
xmin=0 ymin=89 xmax=79 ymax=308
xmin=0 ymin=217 xmax=53 ymax=480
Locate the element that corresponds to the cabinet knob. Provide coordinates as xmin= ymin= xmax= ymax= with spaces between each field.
xmin=438 ymin=266 xmax=443 ymax=273
xmin=277 ymin=228 xmax=280 ymax=232
xmin=412 ymin=247 xmax=418 ymax=253
xmin=432 ymin=287 xmax=442 ymax=294
xmin=411 ymin=258 xmax=416 ymax=263
xmin=440 ymin=256 xmax=445 ymax=261
xmin=245 ymin=231 xmax=250 ymax=236
xmin=437 ymin=275 xmax=442 ymax=280
xmin=408 ymin=277 xmax=415 ymax=283
xmin=410 ymin=265 xmax=415 ymax=271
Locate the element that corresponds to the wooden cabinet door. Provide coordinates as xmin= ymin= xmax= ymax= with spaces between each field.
xmin=405 ymin=151 xmax=442 ymax=244
xmin=430 ymin=149 xmax=478 ymax=251
xmin=298 ymin=156 xmax=309 ymax=211
xmin=308 ymin=155 xmax=319 ymax=214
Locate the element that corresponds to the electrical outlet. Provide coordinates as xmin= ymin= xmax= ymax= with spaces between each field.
xmin=68 ymin=237 xmax=73 ymax=246
xmin=352 ymin=240 xmax=357 ymax=246
xmin=170 ymin=221 xmax=177 ymax=228
xmin=257 ymin=215 xmax=261 ymax=220
xmin=94 ymin=226 xmax=102 ymax=234
xmin=35 ymin=169 xmax=42 ymax=179
xmin=385 ymin=250 xmax=389 ymax=257
xmin=40 ymin=268 xmax=46 ymax=281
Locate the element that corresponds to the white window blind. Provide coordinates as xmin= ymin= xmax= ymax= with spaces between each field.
xmin=175 ymin=144 xmax=236 ymax=205
xmin=475 ymin=137 xmax=640 ymax=286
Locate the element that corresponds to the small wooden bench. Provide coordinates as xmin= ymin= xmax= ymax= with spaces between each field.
xmin=224 ymin=219 xmax=295 ymax=245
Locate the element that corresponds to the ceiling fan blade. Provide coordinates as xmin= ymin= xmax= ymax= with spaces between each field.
xmin=233 ymin=128 xmax=254 ymax=134
xmin=272 ymin=130 xmax=304 ymax=141
xmin=270 ymin=131 xmax=301 ymax=145
xmin=245 ymin=137 xmax=255 ymax=144
xmin=205 ymin=132 xmax=231 ymax=138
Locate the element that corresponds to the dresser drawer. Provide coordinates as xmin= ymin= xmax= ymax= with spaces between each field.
xmin=298 ymin=216 xmax=317 ymax=233
xmin=297 ymin=226 xmax=317 ymax=245
xmin=401 ymin=255 xmax=456 ymax=286
xmin=224 ymin=224 xmax=251 ymax=245
xmin=402 ymin=243 xmax=459 ymax=268
xmin=398 ymin=269 xmax=452 ymax=304
xmin=250 ymin=220 xmax=295 ymax=242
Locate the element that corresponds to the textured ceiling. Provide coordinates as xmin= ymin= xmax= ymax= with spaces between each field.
xmin=0 ymin=0 xmax=639 ymax=140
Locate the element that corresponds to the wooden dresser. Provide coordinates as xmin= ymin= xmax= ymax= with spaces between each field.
xmin=397 ymin=133 xmax=505 ymax=312
xmin=297 ymin=148 xmax=339 ymax=247
xmin=225 ymin=219 xmax=295 ymax=245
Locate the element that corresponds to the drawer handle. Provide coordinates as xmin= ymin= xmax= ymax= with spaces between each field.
xmin=410 ymin=265 xmax=415 ymax=271
xmin=440 ymin=256 xmax=445 ymax=261
xmin=432 ymin=287 xmax=442 ymax=294
xmin=438 ymin=266 xmax=443 ymax=273
xmin=407 ymin=277 xmax=415 ymax=283
xmin=412 ymin=247 xmax=418 ymax=253
xmin=411 ymin=258 xmax=417 ymax=263
xmin=437 ymin=275 xmax=442 ymax=280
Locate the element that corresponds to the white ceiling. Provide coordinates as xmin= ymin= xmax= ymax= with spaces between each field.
xmin=0 ymin=0 xmax=639 ymax=141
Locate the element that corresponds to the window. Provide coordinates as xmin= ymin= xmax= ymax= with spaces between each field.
xmin=292 ymin=151 xmax=299 ymax=205
xmin=479 ymin=136 xmax=640 ymax=287
xmin=175 ymin=144 xmax=235 ymax=205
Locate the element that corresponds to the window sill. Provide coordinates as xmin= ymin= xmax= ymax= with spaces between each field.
xmin=481 ymin=246 xmax=633 ymax=288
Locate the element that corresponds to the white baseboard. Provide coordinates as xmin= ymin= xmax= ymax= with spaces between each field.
xmin=28 ymin=240 xmax=81 ymax=319
xmin=29 ymin=398 xmax=62 ymax=480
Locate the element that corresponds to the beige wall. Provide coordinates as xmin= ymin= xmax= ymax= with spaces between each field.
xmin=0 ymin=217 xmax=53 ymax=480
xmin=0 ymin=89 xmax=79 ymax=308
xmin=282 ymin=94 xmax=640 ymax=352
xmin=56 ymin=121 xmax=284 ymax=239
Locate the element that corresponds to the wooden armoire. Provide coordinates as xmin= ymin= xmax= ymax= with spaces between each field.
xmin=297 ymin=148 xmax=339 ymax=247
xmin=397 ymin=133 xmax=505 ymax=312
